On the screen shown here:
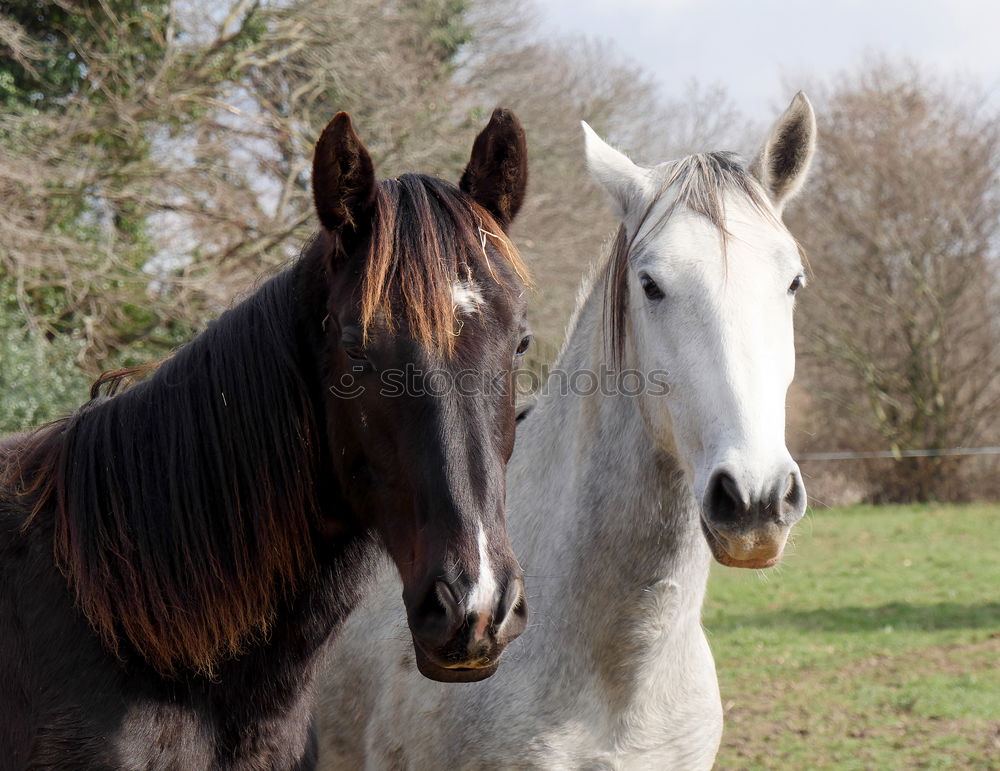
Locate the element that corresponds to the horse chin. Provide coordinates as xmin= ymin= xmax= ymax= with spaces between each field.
xmin=412 ymin=644 xmax=501 ymax=683
xmin=700 ymin=518 xmax=785 ymax=570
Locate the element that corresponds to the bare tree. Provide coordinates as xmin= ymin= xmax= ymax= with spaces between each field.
xmin=1 ymin=1 xmax=269 ymax=366
xmin=790 ymin=59 xmax=1000 ymax=501
xmin=0 ymin=0 xmax=476 ymax=375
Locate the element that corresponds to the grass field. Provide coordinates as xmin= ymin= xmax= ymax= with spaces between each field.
xmin=704 ymin=504 xmax=1000 ymax=770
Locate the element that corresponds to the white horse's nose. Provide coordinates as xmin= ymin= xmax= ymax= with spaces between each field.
xmin=705 ymin=465 xmax=806 ymax=528
xmin=700 ymin=464 xmax=806 ymax=568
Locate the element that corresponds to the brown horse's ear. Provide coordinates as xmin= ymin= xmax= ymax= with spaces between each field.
xmin=459 ymin=108 xmax=528 ymax=230
xmin=312 ymin=112 xmax=377 ymax=235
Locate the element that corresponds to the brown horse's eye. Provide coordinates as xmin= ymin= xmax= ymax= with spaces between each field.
xmin=639 ymin=273 xmax=664 ymax=301
xmin=789 ymin=274 xmax=805 ymax=295
xmin=341 ymin=330 xmax=368 ymax=362
xmin=515 ymin=335 xmax=531 ymax=357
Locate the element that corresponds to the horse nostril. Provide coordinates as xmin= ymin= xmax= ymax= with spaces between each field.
xmin=411 ymin=579 xmax=463 ymax=647
xmin=435 ymin=579 xmax=462 ymax=620
xmin=494 ymin=575 xmax=528 ymax=640
xmin=706 ymin=470 xmax=748 ymax=525
xmin=780 ymin=470 xmax=807 ymax=524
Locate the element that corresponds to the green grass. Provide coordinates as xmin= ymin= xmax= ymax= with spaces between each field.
xmin=705 ymin=504 xmax=1000 ymax=770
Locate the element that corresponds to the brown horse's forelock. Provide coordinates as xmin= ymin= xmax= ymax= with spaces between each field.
xmin=358 ymin=174 xmax=530 ymax=356
xmin=3 ymin=270 xmax=320 ymax=677
xmin=603 ymin=152 xmax=801 ymax=368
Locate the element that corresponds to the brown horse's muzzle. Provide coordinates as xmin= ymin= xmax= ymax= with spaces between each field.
xmin=405 ymin=570 xmax=527 ymax=683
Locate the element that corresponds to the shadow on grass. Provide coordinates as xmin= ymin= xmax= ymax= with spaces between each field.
xmin=709 ymin=601 xmax=1000 ymax=633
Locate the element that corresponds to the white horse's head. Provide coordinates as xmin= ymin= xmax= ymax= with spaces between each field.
xmin=583 ymin=93 xmax=816 ymax=568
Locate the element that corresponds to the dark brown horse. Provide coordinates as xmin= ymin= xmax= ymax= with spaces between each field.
xmin=0 ymin=109 xmax=531 ymax=769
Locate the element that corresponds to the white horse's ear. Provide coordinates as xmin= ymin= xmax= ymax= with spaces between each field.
xmin=750 ymin=92 xmax=816 ymax=215
xmin=581 ymin=122 xmax=649 ymax=218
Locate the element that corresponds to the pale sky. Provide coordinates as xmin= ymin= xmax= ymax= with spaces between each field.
xmin=540 ymin=0 xmax=1000 ymax=116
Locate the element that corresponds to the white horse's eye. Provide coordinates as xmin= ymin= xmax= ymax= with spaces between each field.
xmin=639 ymin=273 xmax=664 ymax=301
xmin=788 ymin=274 xmax=805 ymax=295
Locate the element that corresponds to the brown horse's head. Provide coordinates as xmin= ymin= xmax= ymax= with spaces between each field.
xmin=312 ymin=110 xmax=531 ymax=681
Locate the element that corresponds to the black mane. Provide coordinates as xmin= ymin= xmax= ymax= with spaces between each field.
xmin=8 ymin=259 xmax=329 ymax=676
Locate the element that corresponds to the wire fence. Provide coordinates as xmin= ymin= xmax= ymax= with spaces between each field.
xmin=796 ymin=446 xmax=1000 ymax=461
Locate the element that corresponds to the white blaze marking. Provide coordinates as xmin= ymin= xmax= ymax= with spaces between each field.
xmin=452 ymin=280 xmax=484 ymax=316
xmin=467 ymin=525 xmax=497 ymax=639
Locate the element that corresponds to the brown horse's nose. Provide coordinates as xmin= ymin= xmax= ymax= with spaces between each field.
xmin=409 ymin=574 xmax=527 ymax=654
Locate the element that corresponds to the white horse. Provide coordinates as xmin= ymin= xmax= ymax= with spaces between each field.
xmin=315 ymin=93 xmax=817 ymax=770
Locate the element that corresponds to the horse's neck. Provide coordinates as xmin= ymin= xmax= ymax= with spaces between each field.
xmin=21 ymin=252 xmax=365 ymax=686
xmin=510 ymin=271 xmax=711 ymax=699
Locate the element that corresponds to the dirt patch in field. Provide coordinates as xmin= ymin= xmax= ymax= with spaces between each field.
xmin=845 ymin=636 xmax=1000 ymax=678
xmin=717 ymin=638 xmax=1000 ymax=770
